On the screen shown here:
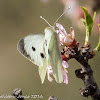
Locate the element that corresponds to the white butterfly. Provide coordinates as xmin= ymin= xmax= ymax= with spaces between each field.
xmin=17 ymin=25 xmax=63 ymax=83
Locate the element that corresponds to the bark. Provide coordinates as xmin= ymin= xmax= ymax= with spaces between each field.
xmin=69 ymin=44 xmax=100 ymax=99
xmin=13 ymin=88 xmax=24 ymax=100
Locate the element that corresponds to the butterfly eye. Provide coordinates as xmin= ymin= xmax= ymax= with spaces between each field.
xmin=40 ymin=53 xmax=44 ymax=58
xmin=32 ymin=46 xmax=36 ymax=51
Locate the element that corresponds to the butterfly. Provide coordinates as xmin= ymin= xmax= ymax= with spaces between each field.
xmin=17 ymin=18 xmax=63 ymax=83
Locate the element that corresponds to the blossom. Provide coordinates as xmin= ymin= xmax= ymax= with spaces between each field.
xmin=56 ymin=23 xmax=76 ymax=47
xmin=47 ymin=65 xmax=53 ymax=82
xmin=47 ymin=60 xmax=69 ymax=85
xmin=62 ymin=60 xmax=69 ymax=84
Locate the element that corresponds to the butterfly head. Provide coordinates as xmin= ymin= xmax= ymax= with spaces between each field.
xmin=45 ymin=26 xmax=55 ymax=33
xmin=44 ymin=26 xmax=56 ymax=41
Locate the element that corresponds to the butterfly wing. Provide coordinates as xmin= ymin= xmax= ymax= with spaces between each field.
xmin=44 ymin=28 xmax=53 ymax=62
xmin=49 ymin=31 xmax=63 ymax=83
xmin=44 ymin=27 xmax=63 ymax=83
xmin=17 ymin=33 xmax=47 ymax=83
xmin=38 ymin=60 xmax=47 ymax=83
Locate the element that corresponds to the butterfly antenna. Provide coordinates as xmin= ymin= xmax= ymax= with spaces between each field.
xmin=53 ymin=7 xmax=71 ymax=26
xmin=40 ymin=16 xmax=52 ymax=27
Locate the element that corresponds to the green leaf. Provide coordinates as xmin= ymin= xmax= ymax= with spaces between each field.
xmin=98 ymin=24 xmax=100 ymax=31
xmin=93 ymin=12 xmax=96 ymax=21
xmin=81 ymin=7 xmax=96 ymax=44
xmin=94 ymin=24 xmax=100 ymax=51
xmin=81 ymin=19 xmax=86 ymax=26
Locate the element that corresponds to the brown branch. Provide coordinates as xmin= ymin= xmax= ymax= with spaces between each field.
xmin=66 ymin=44 xmax=100 ymax=100
xmin=13 ymin=88 xmax=25 ymax=100
xmin=48 ymin=96 xmax=60 ymax=100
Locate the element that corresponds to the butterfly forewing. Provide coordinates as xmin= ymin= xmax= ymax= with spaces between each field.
xmin=17 ymin=33 xmax=48 ymax=83
xmin=18 ymin=34 xmax=45 ymax=66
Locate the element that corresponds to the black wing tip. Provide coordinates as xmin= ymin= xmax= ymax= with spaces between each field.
xmin=17 ymin=39 xmax=24 ymax=53
xmin=17 ymin=39 xmax=30 ymax=58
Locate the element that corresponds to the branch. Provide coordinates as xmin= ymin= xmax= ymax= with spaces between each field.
xmin=48 ymin=96 xmax=61 ymax=100
xmin=13 ymin=88 xmax=25 ymax=100
xmin=65 ymin=44 xmax=100 ymax=99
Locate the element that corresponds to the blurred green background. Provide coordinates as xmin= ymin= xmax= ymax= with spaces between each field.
xmin=0 ymin=0 xmax=100 ymax=100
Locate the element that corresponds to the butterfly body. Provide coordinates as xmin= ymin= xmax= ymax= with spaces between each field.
xmin=17 ymin=26 xmax=63 ymax=83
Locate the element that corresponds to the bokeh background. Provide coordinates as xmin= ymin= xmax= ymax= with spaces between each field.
xmin=0 ymin=0 xmax=100 ymax=100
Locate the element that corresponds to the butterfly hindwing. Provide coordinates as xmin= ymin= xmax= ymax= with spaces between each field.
xmin=38 ymin=60 xmax=47 ymax=83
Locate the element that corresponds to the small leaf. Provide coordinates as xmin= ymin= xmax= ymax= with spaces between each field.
xmin=81 ymin=7 xmax=96 ymax=44
xmin=93 ymin=12 xmax=96 ymax=21
xmin=81 ymin=19 xmax=86 ymax=26
xmin=94 ymin=24 xmax=100 ymax=51
xmin=98 ymin=24 xmax=100 ymax=31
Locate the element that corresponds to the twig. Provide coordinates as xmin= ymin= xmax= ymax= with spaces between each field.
xmin=48 ymin=96 xmax=60 ymax=100
xmin=13 ymin=88 xmax=25 ymax=100
xmin=65 ymin=44 xmax=100 ymax=100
